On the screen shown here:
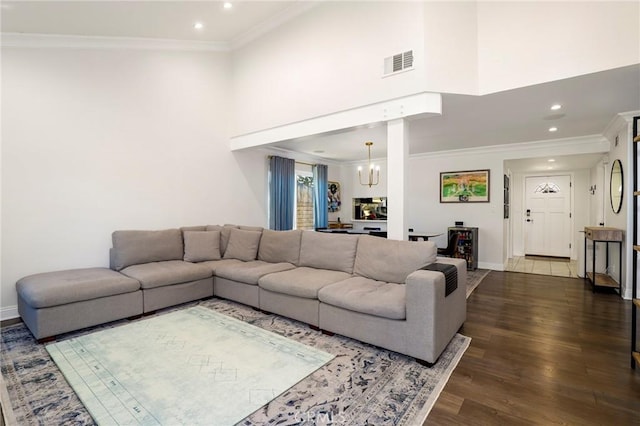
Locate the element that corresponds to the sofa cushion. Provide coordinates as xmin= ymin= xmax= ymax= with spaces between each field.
xmin=223 ymin=228 xmax=262 ymax=261
xmin=215 ymin=261 xmax=295 ymax=285
xmin=198 ymin=258 xmax=243 ymax=273
xmin=112 ymin=229 xmax=183 ymax=271
xmin=258 ymin=267 xmax=351 ymax=299
xmin=206 ymin=224 xmax=237 ymax=255
xmin=318 ymin=276 xmax=406 ymax=320
xmin=183 ymin=231 xmax=221 ymax=262
xmin=354 ymin=235 xmax=437 ymax=284
xmin=299 ymin=231 xmax=359 ymax=274
xmin=258 ymin=229 xmax=302 ymax=265
xmin=120 ymin=260 xmax=212 ymax=289
xmin=16 ymin=268 xmax=140 ymax=308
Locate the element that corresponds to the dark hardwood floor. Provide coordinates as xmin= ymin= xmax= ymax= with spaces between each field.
xmin=427 ymin=271 xmax=640 ymax=425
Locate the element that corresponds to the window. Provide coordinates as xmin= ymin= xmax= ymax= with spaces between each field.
xmin=296 ymin=174 xmax=314 ymax=230
xmin=534 ymin=182 xmax=560 ymax=193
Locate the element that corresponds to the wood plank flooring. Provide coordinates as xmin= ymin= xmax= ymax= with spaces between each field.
xmin=426 ymin=271 xmax=640 ymax=425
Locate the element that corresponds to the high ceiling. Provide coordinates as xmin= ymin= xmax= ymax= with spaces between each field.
xmin=0 ymin=1 xmax=303 ymax=46
xmin=2 ymin=1 xmax=639 ymax=172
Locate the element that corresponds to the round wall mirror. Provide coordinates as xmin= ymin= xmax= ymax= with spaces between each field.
xmin=610 ymin=159 xmax=623 ymax=214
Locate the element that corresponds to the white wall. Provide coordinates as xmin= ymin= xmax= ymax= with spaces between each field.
xmin=231 ymin=1 xmax=427 ymax=136
xmin=477 ymin=1 xmax=640 ymax=94
xmin=408 ymin=151 xmax=505 ymax=270
xmin=423 ymin=1 xmax=478 ymax=95
xmin=230 ymin=0 xmax=640 ymax=145
xmin=602 ymin=115 xmax=634 ymax=297
xmin=406 ymin=136 xmax=609 ymax=270
xmin=0 ymin=47 xmax=268 ymax=317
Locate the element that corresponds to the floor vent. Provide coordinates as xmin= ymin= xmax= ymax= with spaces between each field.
xmin=383 ymin=50 xmax=414 ymax=77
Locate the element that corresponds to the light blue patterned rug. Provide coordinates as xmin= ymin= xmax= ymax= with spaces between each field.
xmin=1 ymin=298 xmax=470 ymax=425
xmin=46 ymin=306 xmax=333 ymax=425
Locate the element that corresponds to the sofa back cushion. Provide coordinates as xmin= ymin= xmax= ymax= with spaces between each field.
xmin=112 ymin=229 xmax=183 ymax=271
xmin=258 ymin=229 xmax=302 ymax=265
xmin=222 ymin=228 xmax=262 ymax=261
xmin=183 ymin=230 xmax=221 ymax=262
xmin=239 ymin=225 xmax=264 ymax=232
xmin=299 ymin=231 xmax=359 ymax=274
xmin=206 ymin=224 xmax=237 ymax=256
xmin=354 ymin=235 xmax=437 ymax=284
xmin=180 ymin=225 xmax=206 ymax=232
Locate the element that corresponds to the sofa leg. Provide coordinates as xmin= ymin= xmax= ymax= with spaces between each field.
xmin=309 ymin=324 xmax=320 ymax=331
xmin=415 ymin=358 xmax=434 ymax=368
xmin=37 ymin=336 xmax=56 ymax=344
xmin=321 ymin=329 xmax=335 ymax=336
xmin=127 ymin=314 xmax=143 ymax=321
xmin=143 ymin=311 xmax=156 ymax=317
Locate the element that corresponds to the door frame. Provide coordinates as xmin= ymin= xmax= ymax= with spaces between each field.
xmin=519 ymin=172 xmax=575 ymax=259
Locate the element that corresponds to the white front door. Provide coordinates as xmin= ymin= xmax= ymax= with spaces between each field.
xmin=524 ymin=175 xmax=572 ymax=257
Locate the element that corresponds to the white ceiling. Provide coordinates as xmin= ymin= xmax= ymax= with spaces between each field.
xmin=2 ymin=1 xmax=639 ymax=172
xmin=0 ymin=1 xmax=301 ymax=45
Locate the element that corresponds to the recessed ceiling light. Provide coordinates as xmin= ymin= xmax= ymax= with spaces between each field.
xmin=549 ymin=127 xmax=558 ymax=132
xmin=193 ymin=22 xmax=204 ymax=30
xmin=548 ymin=159 xmax=555 ymax=162
xmin=223 ymin=2 xmax=233 ymax=9
xmin=550 ymin=104 xmax=562 ymax=111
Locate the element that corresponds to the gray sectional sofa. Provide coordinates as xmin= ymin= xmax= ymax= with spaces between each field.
xmin=16 ymin=224 xmax=467 ymax=364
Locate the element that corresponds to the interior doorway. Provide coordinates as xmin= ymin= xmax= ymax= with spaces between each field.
xmin=524 ymin=175 xmax=572 ymax=258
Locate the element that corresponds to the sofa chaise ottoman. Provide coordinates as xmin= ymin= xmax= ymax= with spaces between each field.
xmin=16 ymin=267 xmax=142 ymax=341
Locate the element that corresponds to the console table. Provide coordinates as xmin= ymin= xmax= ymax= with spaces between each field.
xmin=584 ymin=226 xmax=623 ymax=293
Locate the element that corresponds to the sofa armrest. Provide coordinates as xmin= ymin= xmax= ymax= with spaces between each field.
xmin=404 ymin=257 xmax=467 ymax=362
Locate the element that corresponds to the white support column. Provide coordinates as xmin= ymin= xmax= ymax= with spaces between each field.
xmin=387 ymin=118 xmax=409 ymax=241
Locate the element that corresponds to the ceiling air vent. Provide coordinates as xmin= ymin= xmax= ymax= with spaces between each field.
xmin=383 ymin=50 xmax=414 ymax=77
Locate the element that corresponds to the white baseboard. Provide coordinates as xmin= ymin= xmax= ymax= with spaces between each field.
xmin=1 ymin=306 xmax=19 ymax=321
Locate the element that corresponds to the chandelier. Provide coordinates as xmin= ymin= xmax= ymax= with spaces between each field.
xmin=358 ymin=141 xmax=380 ymax=188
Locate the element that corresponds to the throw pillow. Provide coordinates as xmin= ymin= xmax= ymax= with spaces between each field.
xmin=206 ymin=224 xmax=237 ymax=256
xmin=183 ymin=231 xmax=221 ymax=262
xmin=223 ymin=228 xmax=262 ymax=261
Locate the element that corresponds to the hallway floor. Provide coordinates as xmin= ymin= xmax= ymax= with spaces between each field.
xmin=505 ymin=255 xmax=579 ymax=278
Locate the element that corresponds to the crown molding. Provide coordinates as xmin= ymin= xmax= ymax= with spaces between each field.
xmin=258 ymin=146 xmax=343 ymax=167
xmin=230 ymin=2 xmax=320 ymax=51
xmin=1 ymin=32 xmax=229 ymax=51
xmin=602 ymin=110 xmax=640 ymax=141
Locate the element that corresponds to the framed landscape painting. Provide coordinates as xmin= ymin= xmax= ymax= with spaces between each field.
xmin=440 ymin=169 xmax=490 ymax=203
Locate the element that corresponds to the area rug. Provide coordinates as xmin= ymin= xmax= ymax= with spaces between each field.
xmin=1 ymin=298 xmax=470 ymax=425
xmin=466 ymin=269 xmax=490 ymax=298
xmin=46 ymin=306 xmax=334 ymax=425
